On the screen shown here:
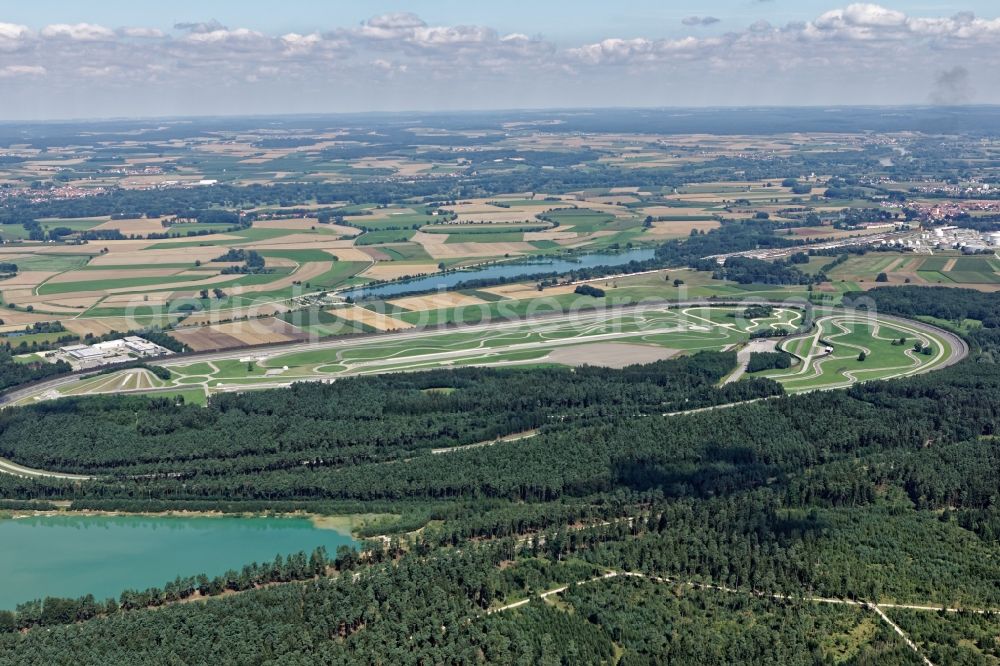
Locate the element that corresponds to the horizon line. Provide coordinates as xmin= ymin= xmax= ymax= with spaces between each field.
xmin=1 ymin=103 xmax=997 ymax=127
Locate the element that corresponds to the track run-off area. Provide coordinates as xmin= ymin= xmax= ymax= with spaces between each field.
xmin=3 ymin=301 xmax=967 ymax=408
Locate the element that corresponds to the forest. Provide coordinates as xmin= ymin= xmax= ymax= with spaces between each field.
xmin=0 ymin=285 xmax=997 ymax=662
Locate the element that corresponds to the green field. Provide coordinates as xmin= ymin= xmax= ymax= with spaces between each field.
xmin=355 ymin=229 xmax=416 ymax=246
xmin=828 ymin=252 xmax=1000 ymax=286
xmin=444 ymin=232 xmax=525 ymax=244
xmin=540 ymin=208 xmax=617 ymax=232
xmin=259 ymin=249 xmax=336 ymax=262
xmin=376 ymin=244 xmax=431 ymax=261
xmin=166 ymin=223 xmax=234 ymax=235
xmin=6 ymin=254 xmax=93 ymax=272
xmin=306 ymin=261 xmax=370 ymax=289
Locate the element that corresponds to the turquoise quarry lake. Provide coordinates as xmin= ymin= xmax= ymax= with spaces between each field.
xmin=0 ymin=514 xmax=356 ymax=609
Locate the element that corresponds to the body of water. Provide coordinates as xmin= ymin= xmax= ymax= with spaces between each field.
xmin=0 ymin=514 xmax=356 ymax=609
xmin=341 ymin=247 xmax=656 ymax=300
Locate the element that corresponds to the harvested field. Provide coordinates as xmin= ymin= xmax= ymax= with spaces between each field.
xmin=171 ymin=318 xmax=307 ymax=351
xmin=19 ymin=296 xmax=101 ymax=313
xmin=331 ymin=306 xmax=413 ymax=331
xmin=239 ymin=239 xmax=356 ymax=252
xmin=388 ymin=292 xmax=487 ymax=311
xmin=260 ymin=257 xmax=298 ymax=269
xmin=212 ymin=319 xmax=307 ymax=345
xmin=349 ymin=159 xmax=433 ymax=177
xmin=0 ymin=309 xmax=59 ymax=326
xmin=321 ymin=224 xmax=363 ymax=237
xmin=586 ymin=195 xmax=640 ymax=205
xmin=1 ymin=288 xmax=37 ymax=303
xmin=0 ymin=271 xmax=59 ymax=288
xmin=523 ymin=230 xmax=577 ymax=241
xmin=0 ymin=244 xmax=103 ymax=256
xmin=178 ymin=303 xmax=291 ymax=327
xmin=105 ymin=273 xmax=238 ymax=295
xmin=148 ymin=234 xmax=242 ymax=246
xmin=328 ymin=248 xmax=379 ymax=263
xmin=237 ymin=233 xmax=335 ymax=247
xmin=63 ymin=317 xmax=146 ymax=337
xmin=359 ymin=247 xmax=392 ymax=261
xmin=89 ymin=246 xmax=229 ymax=266
xmin=46 ymin=268 xmax=183 ymax=284
xmin=882 ymin=257 xmax=905 ymax=273
xmin=481 ymin=283 xmax=579 ymax=300
xmin=645 ymin=220 xmax=721 ymax=238
xmin=36 ymin=296 xmax=101 ymax=309
xmin=454 ymin=210 xmax=545 ymax=224
xmin=253 ymin=217 xmax=324 ymax=231
xmin=640 ymin=206 xmax=713 ymax=217
xmin=169 ymin=327 xmax=243 ymax=351
xmin=360 ymin=263 xmax=438 ymax=281
xmin=417 ymin=238 xmax=535 ymax=259
xmin=545 ymin=342 xmax=679 ymax=368
xmin=101 ymin=293 xmax=172 ymax=306
xmin=92 ymin=217 xmax=168 ymax=235
xmin=345 ymin=207 xmax=418 ymax=222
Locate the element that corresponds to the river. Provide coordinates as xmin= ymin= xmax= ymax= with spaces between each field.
xmin=0 ymin=514 xmax=356 ymax=609
xmin=340 ymin=247 xmax=656 ymax=300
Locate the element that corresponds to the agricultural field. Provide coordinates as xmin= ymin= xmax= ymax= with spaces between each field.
xmin=825 ymin=252 xmax=1000 ymax=291
xmin=0 ymin=196 xmax=659 ymax=337
xmin=12 ymin=304 xmax=959 ymax=405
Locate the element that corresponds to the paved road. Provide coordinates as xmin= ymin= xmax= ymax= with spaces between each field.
xmin=0 ymin=456 xmax=93 ymax=481
xmin=721 ymin=338 xmax=778 ymax=386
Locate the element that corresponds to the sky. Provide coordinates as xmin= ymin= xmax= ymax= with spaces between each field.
xmin=0 ymin=1 xmax=998 ymax=120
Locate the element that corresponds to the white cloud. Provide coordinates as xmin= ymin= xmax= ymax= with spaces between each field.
xmin=40 ymin=23 xmax=114 ymax=41
xmin=571 ymin=4 xmax=1000 ymax=66
xmin=6 ymin=5 xmax=1000 ymax=117
xmin=183 ymin=27 xmax=265 ymax=44
xmin=78 ymin=65 xmax=118 ymax=78
xmin=0 ymin=22 xmax=31 ymax=52
xmin=280 ymin=32 xmax=323 ymax=55
xmin=366 ymin=13 xmax=427 ymax=31
xmin=117 ymin=27 xmax=165 ymax=39
xmin=0 ymin=65 xmax=46 ymax=78
xmin=174 ymin=20 xmax=227 ymax=34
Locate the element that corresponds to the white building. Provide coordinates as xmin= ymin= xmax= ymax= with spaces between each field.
xmin=56 ymin=336 xmax=173 ymax=370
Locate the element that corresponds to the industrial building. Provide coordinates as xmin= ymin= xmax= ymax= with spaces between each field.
xmin=54 ymin=336 xmax=173 ymax=370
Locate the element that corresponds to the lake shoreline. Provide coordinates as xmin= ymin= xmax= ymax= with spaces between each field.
xmin=0 ymin=508 xmax=368 ymax=537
